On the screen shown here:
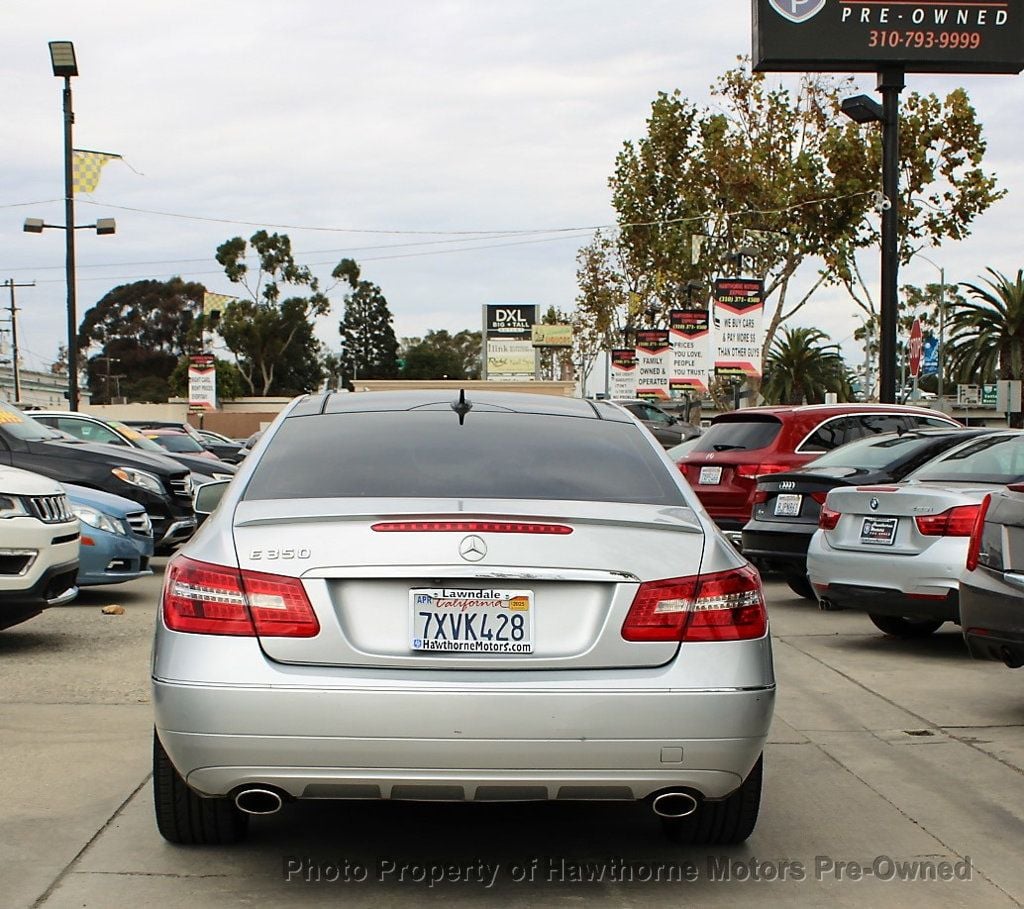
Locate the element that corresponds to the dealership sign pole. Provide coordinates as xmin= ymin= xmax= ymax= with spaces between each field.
xmin=753 ymin=0 xmax=1023 ymax=404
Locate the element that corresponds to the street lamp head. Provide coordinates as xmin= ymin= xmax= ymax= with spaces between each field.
xmin=23 ymin=218 xmax=45 ymax=233
xmin=95 ymin=218 xmax=116 ymax=235
xmin=48 ymin=41 xmax=78 ymax=78
xmin=841 ymin=94 xmax=884 ymax=124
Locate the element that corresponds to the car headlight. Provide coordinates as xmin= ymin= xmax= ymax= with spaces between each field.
xmin=72 ymin=504 xmax=126 ymax=536
xmin=111 ymin=467 xmax=164 ymax=495
xmin=0 ymin=495 xmax=30 ymax=519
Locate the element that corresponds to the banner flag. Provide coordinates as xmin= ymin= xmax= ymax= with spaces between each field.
xmin=72 ymin=149 xmax=122 ymax=194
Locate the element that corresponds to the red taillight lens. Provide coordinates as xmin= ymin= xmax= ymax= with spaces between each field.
xmin=753 ymin=489 xmax=768 ymax=505
xmin=810 ymin=491 xmax=829 ymax=505
xmin=818 ymin=505 xmax=841 ymax=530
xmin=621 ymin=565 xmax=766 ymax=642
xmin=162 ymin=556 xmax=320 ymax=637
xmin=371 ymin=521 xmax=572 ymax=535
xmin=966 ymin=494 xmax=992 ymax=571
xmin=736 ymin=464 xmax=789 ymax=479
xmin=914 ymin=504 xmax=980 ymax=538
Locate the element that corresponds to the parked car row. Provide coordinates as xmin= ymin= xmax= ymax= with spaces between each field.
xmin=0 ymin=405 xmax=246 ymax=631
xmin=673 ymin=401 xmax=1024 ymax=673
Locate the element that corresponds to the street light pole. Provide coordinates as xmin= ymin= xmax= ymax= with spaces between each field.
xmin=3 ymin=280 xmax=33 ymax=404
xmin=878 ymin=69 xmax=905 ymax=405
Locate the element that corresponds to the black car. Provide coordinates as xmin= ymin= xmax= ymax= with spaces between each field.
xmin=962 ymin=485 xmax=1024 ymax=669
xmin=122 ymin=420 xmax=245 ymax=463
xmin=612 ymin=399 xmax=701 ymax=449
xmin=29 ymin=412 xmax=237 ymax=487
xmin=0 ymin=402 xmax=196 ymax=552
xmin=742 ymin=427 xmax=989 ymax=599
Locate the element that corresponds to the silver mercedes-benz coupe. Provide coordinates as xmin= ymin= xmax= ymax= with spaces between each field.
xmin=152 ymin=391 xmax=775 ymax=845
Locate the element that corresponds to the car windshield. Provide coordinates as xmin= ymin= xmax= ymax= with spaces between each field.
xmin=109 ymin=422 xmax=167 ymax=452
xmin=0 ymin=403 xmax=65 ymax=442
xmin=148 ymin=433 xmax=207 ymax=454
xmin=909 ymin=434 xmax=1024 ymax=484
xmin=244 ymin=411 xmax=687 ymax=505
xmin=690 ymin=418 xmax=781 ymax=453
xmin=807 ymin=433 xmax=947 ymax=470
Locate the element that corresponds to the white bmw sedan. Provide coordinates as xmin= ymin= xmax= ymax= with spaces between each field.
xmin=152 ymin=391 xmax=774 ymax=845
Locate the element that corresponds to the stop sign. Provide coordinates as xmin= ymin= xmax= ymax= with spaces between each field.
xmin=909 ymin=318 xmax=924 ymax=379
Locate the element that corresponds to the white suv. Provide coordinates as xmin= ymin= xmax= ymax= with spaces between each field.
xmin=0 ymin=465 xmax=79 ymax=630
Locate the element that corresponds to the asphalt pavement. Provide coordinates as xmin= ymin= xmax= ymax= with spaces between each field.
xmin=1 ymin=562 xmax=1022 ymax=908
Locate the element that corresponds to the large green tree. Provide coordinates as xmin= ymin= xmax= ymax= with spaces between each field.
xmin=214 ymin=231 xmax=330 ymax=395
xmin=399 ymin=329 xmax=481 ymax=380
xmin=580 ymin=61 xmax=1004 ymax=378
xmin=78 ymin=277 xmax=205 ymax=403
xmin=761 ymin=327 xmax=851 ymax=405
xmin=335 ymin=259 xmax=399 ymax=382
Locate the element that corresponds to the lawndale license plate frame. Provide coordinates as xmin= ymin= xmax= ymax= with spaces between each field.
xmin=410 ymin=587 xmax=534 ymax=653
xmin=774 ymin=493 xmax=802 ymax=517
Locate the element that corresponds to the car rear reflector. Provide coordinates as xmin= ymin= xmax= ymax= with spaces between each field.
xmin=736 ymin=464 xmax=789 ymax=479
xmin=162 ymin=555 xmax=320 ymax=637
xmin=818 ymin=505 xmax=841 ymax=530
xmin=371 ymin=521 xmax=572 ymax=534
xmin=621 ymin=564 xmax=766 ymax=642
xmin=914 ymin=504 xmax=980 ymax=537
xmin=966 ymin=494 xmax=992 ymax=571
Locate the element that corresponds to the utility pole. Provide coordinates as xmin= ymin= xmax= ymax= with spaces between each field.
xmin=2 ymin=280 xmax=34 ymax=403
xmin=94 ymin=355 xmax=124 ymax=404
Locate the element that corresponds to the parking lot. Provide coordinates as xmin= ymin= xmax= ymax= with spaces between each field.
xmin=2 ymin=561 xmax=1021 ymax=908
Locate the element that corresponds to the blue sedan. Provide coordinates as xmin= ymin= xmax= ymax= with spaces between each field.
xmin=63 ymin=484 xmax=154 ymax=586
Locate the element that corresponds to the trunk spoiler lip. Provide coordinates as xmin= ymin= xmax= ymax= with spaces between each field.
xmin=295 ymin=565 xmax=643 ymax=582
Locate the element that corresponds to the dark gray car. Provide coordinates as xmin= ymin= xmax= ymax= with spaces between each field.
xmin=612 ymin=399 xmax=701 ymax=449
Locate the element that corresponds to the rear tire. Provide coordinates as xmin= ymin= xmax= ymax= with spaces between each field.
xmin=868 ymin=614 xmax=943 ymax=638
xmin=661 ymin=754 xmax=763 ymax=845
xmin=785 ymin=573 xmax=816 ymax=601
xmin=153 ymin=730 xmax=248 ymax=844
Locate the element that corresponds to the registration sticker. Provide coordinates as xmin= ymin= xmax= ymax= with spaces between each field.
xmin=410 ymin=587 xmax=533 ymax=653
xmin=699 ymin=466 xmax=723 ymax=485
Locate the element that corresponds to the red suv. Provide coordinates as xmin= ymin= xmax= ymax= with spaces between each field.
xmin=678 ymin=405 xmax=960 ymax=544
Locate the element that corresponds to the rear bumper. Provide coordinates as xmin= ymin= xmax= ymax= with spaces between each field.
xmin=961 ymin=575 xmax=1024 ymax=667
xmin=153 ymin=636 xmax=775 ymax=803
xmin=814 ymin=582 xmax=960 ymax=623
xmin=741 ymin=523 xmax=813 ymax=572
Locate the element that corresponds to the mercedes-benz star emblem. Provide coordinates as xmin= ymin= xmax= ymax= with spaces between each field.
xmin=459 ymin=535 xmax=487 ymax=562
xmin=869 ymin=498 xmax=880 ymax=511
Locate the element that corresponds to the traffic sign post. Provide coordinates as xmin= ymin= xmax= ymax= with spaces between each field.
xmin=908 ymin=317 xmax=923 ymax=399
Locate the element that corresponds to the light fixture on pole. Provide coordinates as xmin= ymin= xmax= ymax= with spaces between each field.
xmin=24 ymin=42 xmax=117 ymax=411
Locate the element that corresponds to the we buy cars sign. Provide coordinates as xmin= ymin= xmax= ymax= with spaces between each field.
xmin=909 ymin=318 xmax=923 ymax=378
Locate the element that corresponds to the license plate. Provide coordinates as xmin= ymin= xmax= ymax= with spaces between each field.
xmin=410 ymin=587 xmax=533 ymax=653
xmin=699 ymin=466 xmax=723 ymax=485
xmin=861 ymin=517 xmax=897 ymax=546
xmin=774 ymin=493 xmax=803 ymax=517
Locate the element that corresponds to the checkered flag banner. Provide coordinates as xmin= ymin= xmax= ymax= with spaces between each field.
xmin=202 ymin=292 xmax=236 ymax=318
xmin=72 ymin=149 xmax=122 ymax=194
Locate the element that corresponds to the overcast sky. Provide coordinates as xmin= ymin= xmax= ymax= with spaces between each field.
xmin=3 ymin=1 xmax=1023 ymax=377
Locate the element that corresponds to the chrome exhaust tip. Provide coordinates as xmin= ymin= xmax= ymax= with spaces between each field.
xmin=234 ymin=787 xmax=284 ymax=815
xmin=651 ymin=791 xmax=699 ymax=819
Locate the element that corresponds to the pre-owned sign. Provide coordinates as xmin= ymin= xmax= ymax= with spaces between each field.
xmin=754 ymin=1 xmax=1024 ymax=73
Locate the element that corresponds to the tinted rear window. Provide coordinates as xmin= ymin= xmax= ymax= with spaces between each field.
xmin=910 ymin=434 xmax=1024 ymax=484
xmin=807 ymin=433 xmax=942 ymax=470
xmin=244 ymin=411 xmax=686 ymax=505
xmin=691 ymin=419 xmax=781 ymax=453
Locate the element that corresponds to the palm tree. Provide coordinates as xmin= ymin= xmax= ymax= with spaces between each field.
xmin=761 ymin=327 xmax=850 ymax=405
xmin=947 ymin=268 xmax=1024 ymax=385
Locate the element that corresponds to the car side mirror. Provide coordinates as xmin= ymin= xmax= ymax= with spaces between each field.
xmin=194 ymin=479 xmax=230 ymax=516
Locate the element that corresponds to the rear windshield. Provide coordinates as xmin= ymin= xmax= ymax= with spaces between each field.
xmin=910 ymin=434 xmax=1024 ymax=484
xmin=243 ymin=411 xmax=686 ymax=505
xmin=808 ymin=433 xmax=947 ymax=470
xmin=690 ymin=419 xmax=781 ymax=453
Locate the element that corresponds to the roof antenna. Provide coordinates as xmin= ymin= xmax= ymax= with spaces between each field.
xmin=451 ymin=389 xmax=472 ymax=425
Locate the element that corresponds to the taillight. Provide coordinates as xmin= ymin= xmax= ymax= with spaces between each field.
xmin=914 ymin=504 xmax=980 ymax=537
xmin=753 ymin=489 xmax=768 ymax=505
xmin=966 ymin=494 xmax=992 ymax=571
xmin=810 ymin=491 xmax=829 ymax=505
xmin=162 ymin=556 xmax=320 ymax=637
xmin=819 ymin=505 xmax=841 ymax=530
xmin=736 ymin=464 xmax=789 ymax=479
xmin=371 ymin=521 xmax=572 ymax=534
xmin=621 ymin=565 xmax=766 ymax=642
